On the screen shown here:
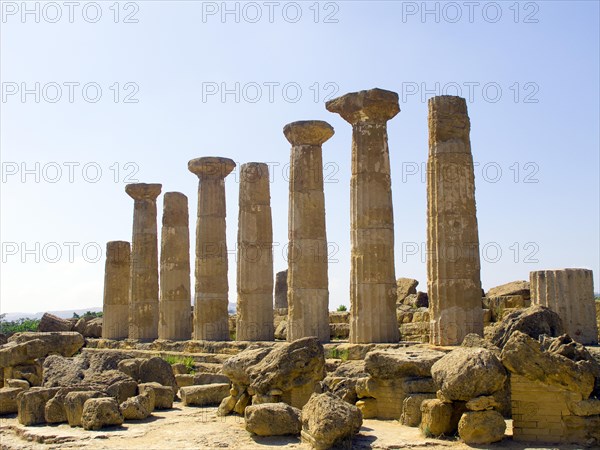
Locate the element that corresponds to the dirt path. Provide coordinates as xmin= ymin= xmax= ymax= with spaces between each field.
xmin=0 ymin=405 xmax=583 ymax=450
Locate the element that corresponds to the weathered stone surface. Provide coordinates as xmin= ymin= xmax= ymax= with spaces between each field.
xmin=274 ymin=320 xmax=287 ymax=340
xmin=486 ymin=280 xmax=530 ymax=299
xmin=274 ymin=270 xmax=288 ymax=309
xmin=321 ymin=376 xmax=358 ymax=404
xmin=244 ymin=403 xmax=301 ymax=436
xmin=365 ymin=348 xmax=445 ymax=379
xmin=401 ymin=393 xmax=436 ymax=427
xmin=42 ymin=352 xmax=132 ymax=392
xmin=1 ymin=332 xmax=84 ymax=367
xmin=568 ymin=398 xmax=600 ymax=416
xmin=6 ymin=379 xmax=29 ymax=390
xmin=461 ymin=333 xmax=501 ymax=355
xmin=189 ymin=157 xmax=236 ymax=341
xmin=396 ymin=278 xmax=418 ymax=303
xmin=284 ymin=121 xmax=333 ymax=343
xmin=126 ymin=182 xmax=162 ymax=340
xmin=427 ymin=95 xmax=483 ymax=346
xmin=355 ymin=398 xmax=377 ymax=419
xmin=84 ymin=370 xmax=137 ymax=403
xmin=511 ymin=372 xmax=598 ymax=444
xmin=138 ymin=382 xmax=173 ymax=409
xmin=327 ymin=88 xmax=400 ymax=344
xmin=180 ymin=383 xmax=229 ymax=406
xmin=465 ymin=395 xmax=500 ymax=411
xmin=222 ymin=347 xmax=273 ymax=387
xmin=117 ymin=358 xmax=144 ymax=381
xmin=102 ymin=241 xmax=131 ymax=339
xmin=420 ymin=399 xmax=453 ymax=437
xmin=7 ymin=363 xmax=42 ymax=387
xmin=329 ymin=323 xmax=350 ymax=340
xmin=531 ymin=268 xmax=598 ymax=345
xmin=301 ymin=392 xmax=362 ymax=450
xmin=0 ymin=387 xmax=24 ymax=415
xmin=139 ymin=357 xmax=178 ymax=390
xmin=501 ymin=331 xmax=595 ymax=397
xmin=64 ymin=390 xmax=104 ymax=426
xmin=120 ymin=393 xmax=152 ymax=420
xmin=458 ymin=410 xmax=505 ymax=444
xmin=249 ymin=338 xmax=325 ymax=397
xmin=431 ymin=347 xmax=506 ymax=401
xmin=159 ymin=192 xmax=192 ymax=341
xmin=483 ymin=296 xmax=530 ymax=322
xmin=236 ymin=163 xmax=274 ymax=341
xmin=217 ymin=394 xmax=237 ymax=416
xmin=45 ymin=387 xmax=94 ymax=424
xmin=489 ymin=305 xmax=564 ymax=349
xmin=81 ymin=397 xmax=124 ymax=430
xmin=83 ymin=318 xmax=102 ymax=338
xmin=330 ymin=360 xmax=367 ymax=378
xmin=400 ymin=322 xmax=430 ymax=343
xmin=175 ymin=372 xmax=229 ymax=388
xmin=38 ymin=313 xmax=73 ymax=332
xmin=403 ymin=292 xmax=429 ymax=309
xmin=16 ymin=387 xmax=59 ymax=425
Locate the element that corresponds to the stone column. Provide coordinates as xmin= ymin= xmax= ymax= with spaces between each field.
xmin=102 ymin=241 xmax=130 ymax=339
xmin=188 ymin=157 xmax=236 ymax=341
xmin=284 ymin=120 xmax=333 ymax=343
xmin=531 ymin=268 xmax=598 ymax=345
xmin=159 ymin=192 xmax=192 ymax=340
xmin=125 ymin=183 xmax=162 ymax=340
xmin=326 ymin=88 xmax=400 ymax=343
xmin=236 ymin=163 xmax=274 ymax=341
xmin=274 ymin=270 xmax=288 ymax=310
xmin=426 ymin=95 xmax=483 ymax=346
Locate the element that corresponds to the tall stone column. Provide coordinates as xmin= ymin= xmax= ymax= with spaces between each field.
xmin=159 ymin=192 xmax=192 ymax=340
xmin=326 ymin=88 xmax=400 ymax=343
xmin=236 ymin=163 xmax=274 ymax=341
xmin=426 ymin=95 xmax=483 ymax=346
xmin=102 ymin=241 xmax=130 ymax=339
xmin=274 ymin=270 xmax=288 ymax=309
xmin=284 ymin=120 xmax=334 ymax=343
xmin=125 ymin=183 xmax=162 ymax=340
xmin=531 ymin=268 xmax=598 ymax=345
xmin=188 ymin=157 xmax=236 ymax=341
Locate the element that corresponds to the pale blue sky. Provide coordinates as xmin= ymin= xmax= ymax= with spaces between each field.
xmin=1 ymin=1 xmax=598 ymax=313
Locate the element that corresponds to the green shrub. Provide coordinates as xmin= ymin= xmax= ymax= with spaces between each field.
xmin=159 ymin=354 xmax=197 ymax=374
xmin=0 ymin=316 xmax=40 ymax=335
xmin=336 ymin=305 xmax=348 ymax=312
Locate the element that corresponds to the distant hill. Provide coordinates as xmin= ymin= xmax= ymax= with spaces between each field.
xmin=1 ymin=307 xmax=102 ymax=322
xmin=2 ymin=303 xmax=237 ymax=321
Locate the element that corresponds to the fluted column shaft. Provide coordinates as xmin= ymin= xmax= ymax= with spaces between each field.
xmin=284 ymin=120 xmax=333 ymax=343
xmin=531 ymin=268 xmax=598 ymax=345
xmin=159 ymin=192 xmax=192 ymax=340
xmin=236 ymin=163 xmax=274 ymax=341
xmin=327 ymin=88 xmax=400 ymax=343
xmin=126 ymin=183 xmax=162 ymax=340
xmin=102 ymin=241 xmax=130 ymax=339
xmin=427 ymin=95 xmax=483 ymax=346
xmin=189 ymin=157 xmax=236 ymax=341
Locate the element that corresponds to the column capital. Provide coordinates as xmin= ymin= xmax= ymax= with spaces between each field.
xmin=188 ymin=157 xmax=236 ymax=179
xmin=326 ymin=88 xmax=399 ymax=125
xmin=125 ymin=183 xmax=162 ymax=200
xmin=283 ymin=120 xmax=334 ymax=146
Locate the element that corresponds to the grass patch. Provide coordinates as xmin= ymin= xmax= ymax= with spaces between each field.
xmin=160 ymin=354 xmax=197 ymax=374
xmin=326 ymin=347 xmax=350 ymax=361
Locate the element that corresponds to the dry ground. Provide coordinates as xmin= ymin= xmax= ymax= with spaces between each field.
xmin=0 ymin=404 xmax=586 ymax=450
